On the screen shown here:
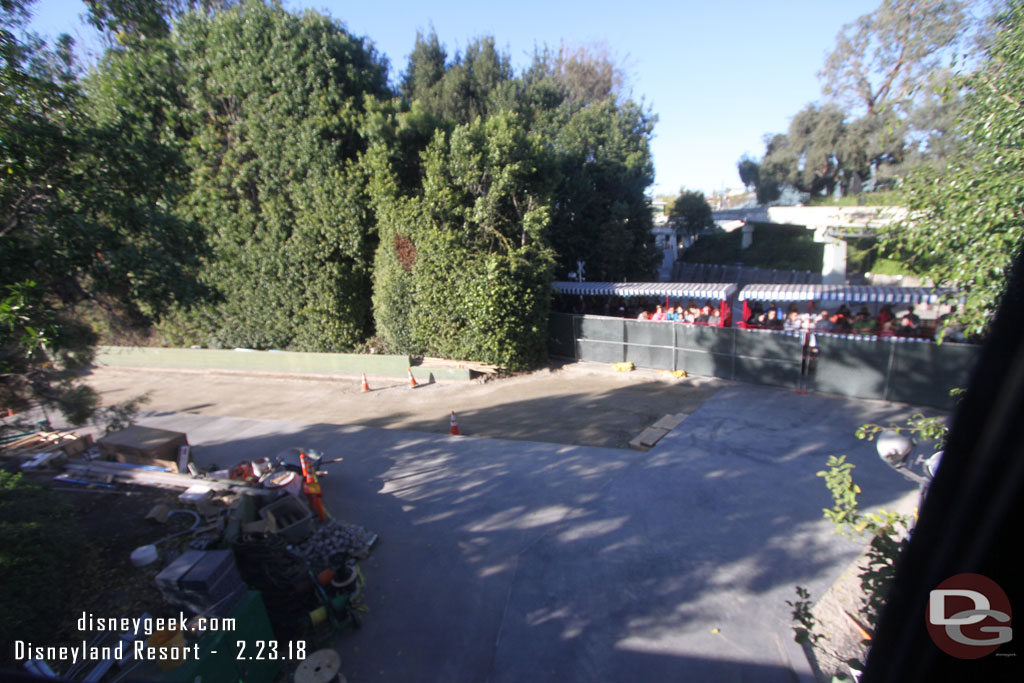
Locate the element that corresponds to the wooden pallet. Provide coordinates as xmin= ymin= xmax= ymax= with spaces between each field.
xmin=0 ymin=430 xmax=93 ymax=458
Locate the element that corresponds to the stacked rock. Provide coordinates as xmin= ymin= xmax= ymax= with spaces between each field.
xmin=294 ymin=518 xmax=378 ymax=569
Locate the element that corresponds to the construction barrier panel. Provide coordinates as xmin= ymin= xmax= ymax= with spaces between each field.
xmin=575 ymin=316 xmax=627 ymax=364
xmin=811 ymin=335 xmax=893 ymax=401
xmin=733 ymin=329 xmax=804 ymax=389
xmin=674 ymin=325 xmax=735 ymax=380
xmin=548 ymin=313 xmax=577 ymax=359
xmin=887 ymin=340 xmax=980 ymax=409
xmin=548 ymin=314 xmax=980 ymax=409
xmin=623 ymin=320 xmax=674 ymax=369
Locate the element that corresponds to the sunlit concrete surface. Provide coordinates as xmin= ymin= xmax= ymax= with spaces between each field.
xmin=139 ymin=384 xmax=922 ymax=681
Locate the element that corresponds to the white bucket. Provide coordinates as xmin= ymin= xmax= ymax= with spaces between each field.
xmin=262 ymin=470 xmax=303 ymax=497
xmin=252 ymin=457 xmax=272 ymax=477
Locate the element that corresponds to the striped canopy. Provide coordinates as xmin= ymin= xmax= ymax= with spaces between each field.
xmin=553 ymin=281 xmax=737 ymax=299
xmin=737 ymin=284 xmax=957 ymax=304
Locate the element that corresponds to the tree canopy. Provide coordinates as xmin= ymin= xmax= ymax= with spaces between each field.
xmin=669 ymin=190 xmax=714 ymax=240
xmin=370 ymin=32 xmax=656 ymax=366
xmin=2 ymin=0 xmax=662 ymax=395
xmin=820 ymin=0 xmax=972 ymax=116
xmin=743 ymin=0 xmax=989 ymax=202
xmin=882 ymin=1 xmax=1024 ymax=335
xmin=2 ymin=0 xmax=201 ymax=423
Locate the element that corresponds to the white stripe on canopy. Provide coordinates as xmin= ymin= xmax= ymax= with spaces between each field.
xmin=553 ymin=281 xmax=737 ymax=299
xmin=736 ymin=284 xmax=957 ymax=304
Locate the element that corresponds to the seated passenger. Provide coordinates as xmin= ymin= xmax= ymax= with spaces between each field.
xmin=708 ymin=309 xmax=722 ymax=326
xmin=897 ymin=313 xmax=920 ymax=337
xmin=695 ymin=305 xmax=712 ymax=324
xmin=651 ymin=305 xmax=666 ymax=321
xmin=745 ymin=304 xmax=765 ymax=327
xmin=686 ymin=300 xmax=701 ymax=320
xmin=813 ymin=310 xmax=834 ymax=332
xmin=851 ymin=311 xmax=876 ymax=334
xmin=764 ymin=308 xmax=784 ymax=330
xmin=637 ymin=309 xmax=650 ymax=320
xmin=783 ymin=310 xmax=803 ymax=332
xmin=832 ymin=312 xmax=852 ymax=333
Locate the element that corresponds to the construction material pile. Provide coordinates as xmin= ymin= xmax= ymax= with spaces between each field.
xmin=294 ymin=519 xmax=379 ymax=569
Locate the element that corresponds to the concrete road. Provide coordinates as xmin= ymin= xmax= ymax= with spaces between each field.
xmin=138 ymin=384 xmax=923 ymax=682
xmin=84 ymin=364 xmax=724 ymax=449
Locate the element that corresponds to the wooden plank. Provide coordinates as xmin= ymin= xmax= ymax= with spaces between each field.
xmin=628 ymin=426 xmax=669 ymax=451
xmin=651 ymin=413 xmax=688 ymax=431
xmin=63 ymin=462 xmax=263 ymax=493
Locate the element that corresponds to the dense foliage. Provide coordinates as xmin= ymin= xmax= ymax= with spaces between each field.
xmin=882 ymin=1 xmax=1024 ymax=335
xmin=742 ymin=0 xmax=985 ymax=202
xmin=367 ymin=33 xmax=656 ymax=367
xmin=369 ymin=113 xmax=556 ymax=368
xmin=2 ymin=0 xmax=200 ymax=423
xmin=669 ymin=190 xmax=714 ymax=240
xmin=2 ymin=0 xmax=661 ymax=407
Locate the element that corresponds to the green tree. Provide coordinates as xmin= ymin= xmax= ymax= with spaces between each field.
xmin=396 ymin=33 xmax=658 ymax=284
xmin=820 ymin=0 xmax=972 ymax=116
xmin=756 ymin=103 xmax=907 ymax=199
xmin=400 ymin=27 xmax=447 ymax=102
xmin=749 ymin=0 xmax=989 ymax=204
xmin=883 ymin=1 xmax=1024 ymax=336
xmin=401 ymin=32 xmax=512 ymax=126
xmin=542 ymin=99 xmax=659 ymax=282
xmin=369 ymin=113 xmax=555 ymax=369
xmin=83 ymin=0 xmax=235 ymax=41
xmin=670 ymin=190 xmax=714 ymax=241
xmin=154 ymin=1 xmax=390 ymax=350
xmin=2 ymin=0 xmax=195 ymax=423
xmin=737 ymin=156 xmax=760 ymax=191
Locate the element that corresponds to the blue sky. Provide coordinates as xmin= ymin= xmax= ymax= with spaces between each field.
xmin=27 ymin=0 xmax=883 ymax=195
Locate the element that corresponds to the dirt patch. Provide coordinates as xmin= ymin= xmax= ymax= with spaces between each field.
xmin=84 ymin=362 xmax=727 ymax=449
xmin=0 ymin=473 xmax=206 ymax=673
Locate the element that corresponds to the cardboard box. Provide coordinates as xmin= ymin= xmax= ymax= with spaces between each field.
xmin=98 ymin=426 xmax=189 ymax=472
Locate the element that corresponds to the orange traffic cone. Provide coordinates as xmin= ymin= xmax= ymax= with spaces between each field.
xmin=361 ymin=373 xmax=371 ymax=392
xmin=449 ymin=410 xmax=461 ymax=436
xmin=408 ymin=368 xmax=418 ymax=388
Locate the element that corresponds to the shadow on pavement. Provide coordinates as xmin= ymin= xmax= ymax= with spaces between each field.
xmin=127 ymin=380 xmax=930 ymax=681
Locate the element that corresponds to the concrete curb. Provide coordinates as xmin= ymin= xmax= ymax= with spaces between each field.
xmin=95 ymin=346 xmax=474 ymax=381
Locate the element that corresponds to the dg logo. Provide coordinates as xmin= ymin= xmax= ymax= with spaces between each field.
xmin=927 ymin=573 xmax=1013 ymax=659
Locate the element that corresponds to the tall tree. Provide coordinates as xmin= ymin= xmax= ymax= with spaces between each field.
xmin=883 ymin=1 xmax=1024 ymax=335
xmin=542 ymin=99 xmax=659 ymax=282
xmin=84 ymin=0 xmax=236 ymax=41
xmin=2 ymin=0 xmax=198 ymax=422
xmin=754 ymin=102 xmax=907 ymax=199
xmin=158 ymin=1 xmax=390 ymax=350
xmin=400 ymin=33 xmax=512 ymax=125
xmin=737 ymin=156 xmax=760 ymax=191
xmin=820 ymin=0 xmax=971 ymax=116
xmin=369 ymin=113 xmax=556 ymax=369
xmin=670 ymin=190 xmax=714 ymax=241
xmin=400 ymin=27 xmax=446 ymax=102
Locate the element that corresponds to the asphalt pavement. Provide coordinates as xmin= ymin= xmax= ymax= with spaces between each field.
xmin=137 ymin=383 xmax=923 ymax=682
